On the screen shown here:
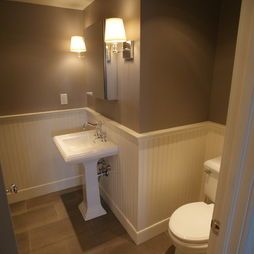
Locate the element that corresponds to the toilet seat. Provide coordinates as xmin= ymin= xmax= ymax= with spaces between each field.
xmin=169 ymin=202 xmax=214 ymax=244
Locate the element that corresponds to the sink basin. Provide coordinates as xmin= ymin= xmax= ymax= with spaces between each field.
xmin=53 ymin=130 xmax=118 ymax=221
xmin=53 ymin=130 xmax=118 ymax=163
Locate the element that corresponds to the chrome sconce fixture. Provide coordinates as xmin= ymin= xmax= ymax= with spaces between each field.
xmin=70 ymin=36 xmax=86 ymax=57
xmin=104 ymin=18 xmax=134 ymax=61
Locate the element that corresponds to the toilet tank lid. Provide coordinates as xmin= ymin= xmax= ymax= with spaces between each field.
xmin=204 ymin=156 xmax=221 ymax=174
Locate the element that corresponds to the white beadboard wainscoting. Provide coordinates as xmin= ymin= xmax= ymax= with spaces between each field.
xmin=85 ymin=108 xmax=225 ymax=244
xmin=0 ymin=107 xmax=225 ymax=244
xmin=137 ymin=126 xmax=207 ymax=240
xmin=205 ymin=122 xmax=225 ymax=160
xmin=0 ymin=108 xmax=87 ymax=203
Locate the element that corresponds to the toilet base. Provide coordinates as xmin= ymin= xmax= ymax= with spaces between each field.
xmin=169 ymin=230 xmax=207 ymax=254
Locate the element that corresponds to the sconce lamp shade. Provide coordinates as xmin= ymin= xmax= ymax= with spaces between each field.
xmin=70 ymin=36 xmax=86 ymax=53
xmin=104 ymin=18 xmax=127 ymax=43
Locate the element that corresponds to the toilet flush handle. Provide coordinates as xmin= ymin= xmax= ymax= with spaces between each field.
xmin=204 ymin=168 xmax=212 ymax=175
xmin=211 ymin=219 xmax=221 ymax=235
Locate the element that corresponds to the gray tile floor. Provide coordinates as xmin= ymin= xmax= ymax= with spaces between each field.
xmin=10 ymin=187 xmax=175 ymax=254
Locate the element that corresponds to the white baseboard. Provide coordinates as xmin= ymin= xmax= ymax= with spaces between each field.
xmin=100 ymin=186 xmax=169 ymax=245
xmin=136 ymin=217 xmax=169 ymax=244
xmin=8 ymin=175 xmax=83 ymax=204
xmin=100 ymin=186 xmax=139 ymax=243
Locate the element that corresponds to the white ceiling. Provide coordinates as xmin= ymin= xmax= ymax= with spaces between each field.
xmin=10 ymin=0 xmax=95 ymax=10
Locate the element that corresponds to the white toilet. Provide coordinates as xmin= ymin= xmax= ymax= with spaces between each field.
xmin=168 ymin=156 xmax=221 ymax=254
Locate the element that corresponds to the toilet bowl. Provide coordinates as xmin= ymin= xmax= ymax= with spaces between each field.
xmin=168 ymin=157 xmax=221 ymax=254
xmin=169 ymin=202 xmax=214 ymax=254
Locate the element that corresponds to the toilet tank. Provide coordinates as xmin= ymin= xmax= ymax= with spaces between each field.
xmin=204 ymin=156 xmax=221 ymax=202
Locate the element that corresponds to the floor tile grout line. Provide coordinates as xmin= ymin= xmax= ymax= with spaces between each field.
xmin=13 ymin=206 xmax=60 ymax=235
xmin=30 ymin=231 xmax=77 ymax=252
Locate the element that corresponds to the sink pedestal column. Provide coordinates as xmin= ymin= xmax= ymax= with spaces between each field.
xmin=79 ymin=160 xmax=107 ymax=221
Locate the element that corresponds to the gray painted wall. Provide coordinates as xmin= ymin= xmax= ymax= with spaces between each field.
xmin=139 ymin=0 xmax=221 ymax=132
xmin=209 ymin=0 xmax=242 ymax=124
xmin=0 ymin=1 xmax=86 ymax=115
xmin=0 ymin=0 xmax=241 ymax=132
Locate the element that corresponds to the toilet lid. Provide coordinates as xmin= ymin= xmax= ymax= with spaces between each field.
xmin=169 ymin=202 xmax=214 ymax=243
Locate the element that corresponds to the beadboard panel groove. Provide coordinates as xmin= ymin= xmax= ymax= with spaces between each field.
xmin=0 ymin=109 xmax=87 ymax=203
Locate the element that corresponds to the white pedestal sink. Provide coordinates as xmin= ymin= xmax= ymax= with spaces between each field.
xmin=53 ymin=130 xmax=118 ymax=221
xmin=79 ymin=159 xmax=106 ymax=220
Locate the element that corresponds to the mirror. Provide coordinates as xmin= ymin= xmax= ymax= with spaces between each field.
xmin=85 ymin=21 xmax=118 ymax=100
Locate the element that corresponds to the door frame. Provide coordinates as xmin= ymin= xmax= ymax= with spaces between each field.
xmin=208 ymin=0 xmax=254 ymax=253
xmin=0 ymin=164 xmax=18 ymax=254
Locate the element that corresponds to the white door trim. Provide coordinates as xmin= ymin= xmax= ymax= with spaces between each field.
xmin=208 ymin=0 xmax=254 ymax=253
xmin=0 ymin=165 xmax=18 ymax=254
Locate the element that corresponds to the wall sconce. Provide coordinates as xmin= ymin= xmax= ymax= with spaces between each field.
xmin=70 ymin=36 xmax=86 ymax=57
xmin=104 ymin=18 xmax=134 ymax=60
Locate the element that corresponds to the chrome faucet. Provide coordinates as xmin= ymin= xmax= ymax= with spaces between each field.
xmin=82 ymin=120 xmax=107 ymax=141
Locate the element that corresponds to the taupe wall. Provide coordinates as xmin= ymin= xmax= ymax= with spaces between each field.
xmin=209 ymin=0 xmax=241 ymax=124
xmin=83 ymin=0 xmax=141 ymax=131
xmin=0 ymin=1 xmax=86 ymax=116
xmin=0 ymin=0 xmax=241 ymax=131
xmin=139 ymin=0 xmax=221 ymax=132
